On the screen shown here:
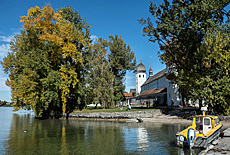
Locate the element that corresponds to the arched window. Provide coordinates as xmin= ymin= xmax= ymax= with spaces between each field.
xmin=139 ymin=75 xmax=141 ymax=78
xmin=143 ymin=75 xmax=144 ymax=78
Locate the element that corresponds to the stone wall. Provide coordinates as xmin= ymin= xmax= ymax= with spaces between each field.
xmin=64 ymin=109 xmax=230 ymax=121
xmin=67 ymin=110 xmax=162 ymax=119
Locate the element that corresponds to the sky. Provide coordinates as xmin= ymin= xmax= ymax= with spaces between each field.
xmin=0 ymin=0 xmax=167 ymax=102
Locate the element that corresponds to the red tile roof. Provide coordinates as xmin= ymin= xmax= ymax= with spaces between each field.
xmin=138 ymin=88 xmax=166 ymax=97
xmin=123 ymin=93 xmax=133 ymax=97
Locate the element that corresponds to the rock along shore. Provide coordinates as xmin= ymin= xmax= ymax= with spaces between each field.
xmin=67 ymin=110 xmax=162 ymax=119
xmin=65 ymin=109 xmax=194 ymax=124
xmin=65 ymin=108 xmax=230 ymax=125
xmin=199 ymin=128 xmax=230 ymax=155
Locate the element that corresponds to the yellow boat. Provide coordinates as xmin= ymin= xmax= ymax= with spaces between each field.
xmin=176 ymin=107 xmax=223 ymax=149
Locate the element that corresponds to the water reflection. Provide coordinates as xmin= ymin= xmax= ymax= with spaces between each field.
xmin=1 ymin=107 xmax=202 ymax=155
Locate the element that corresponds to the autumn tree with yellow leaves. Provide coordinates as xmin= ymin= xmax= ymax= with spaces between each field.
xmin=1 ymin=4 xmax=136 ymax=117
xmin=1 ymin=4 xmax=91 ymax=117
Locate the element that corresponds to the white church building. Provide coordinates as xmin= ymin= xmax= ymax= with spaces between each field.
xmin=127 ymin=61 xmax=182 ymax=106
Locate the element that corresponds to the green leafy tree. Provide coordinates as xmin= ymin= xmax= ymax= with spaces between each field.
xmin=1 ymin=4 xmax=91 ymax=117
xmin=108 ymin=35 xmax=136 ymax=104
xmin=139 ymin=0 xmax=229 ymax=113
xmin=193 ymin=27 xmax=230 ymax=115
xmin=87 ymin=38 xmax=115 ymax=109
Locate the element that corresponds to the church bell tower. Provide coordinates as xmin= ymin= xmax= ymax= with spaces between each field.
xmin=136 ymin=60 xmax=146 ymax=94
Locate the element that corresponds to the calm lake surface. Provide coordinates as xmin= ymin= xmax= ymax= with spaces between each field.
xmin=0 ymin=107 xmax=202 ymax=155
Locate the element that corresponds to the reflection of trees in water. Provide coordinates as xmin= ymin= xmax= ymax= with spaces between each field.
xmin=5 ymin=115 xmax=126 ymax=154
xmin=6 ymin=113 xmax=63 ymax=154
xmin=68 ymin=120 xmax=126 ymax=154
xmin=5 ymin=114 xmax=201 ymax=155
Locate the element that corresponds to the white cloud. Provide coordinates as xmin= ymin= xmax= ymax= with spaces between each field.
xmin=90 ymin=35 xmax=98 ymax=44
xmin=0 ymin=77 xmax=10 ymax=91
xmin=90 ymin=35 xmax=98 ymax=41
xmin=0 ymin=35 xmax=14 ymax=42
xmin=0 ymin=44 xmax=10 ymax=59
xmin=0 ymin=66 xmax=10 ymax=91
xmin=11 ymin=28 xmax=22 ymax=33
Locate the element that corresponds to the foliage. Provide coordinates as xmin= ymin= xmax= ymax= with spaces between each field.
xmin=139 ymin=0 xmax=230 ymax=114
xmin=87 ymin=38 xmax=115 ymax=108
xmin=1 ymin=4 xmax=136 ymax=117
xmin=57 ymin=6 xmax=92 ymax=112
xmin=1 ymin=4 xmax=91 ymax=117
xmin=193 ymin=27 xmax=230 ymax=115
xmin=86 ymin=35 xmax=136 ymax=108
xmin=108 ymin=35 xmax=136 ymax=103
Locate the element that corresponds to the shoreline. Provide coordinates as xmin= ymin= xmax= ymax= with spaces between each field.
xmin=65 ymin=109 xmax=230 ymax=155
xmin=65 ymin=108 xmax=230 ymax=127
xmin=199 ymin=128 xmax=230 ymax=155
xmin=66 ymin=115 xmax=230 ymax=128
xmin=66 ymin=116 xmax=192 ymax=124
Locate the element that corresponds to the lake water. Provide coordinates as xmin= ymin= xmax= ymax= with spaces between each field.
xmin=0 ymin=107 xmax=202 ymax=155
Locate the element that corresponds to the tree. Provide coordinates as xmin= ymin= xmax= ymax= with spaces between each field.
xmin=86 ymin=35 xmax=136 ymax=108
xmin=87 ymin=38 xmax=115 ymax=108
xmin=193 ymin=27 xmax=230 ymax=115
xmin=108 ymin=35 xmax=136 ymax=104
xmin=57 ymin=6 xmax=92 ymax=112
xmin=139 ymin=0 xmax=230 ymax=114
xmin=1 ymin=4 xmax=91 ymax=117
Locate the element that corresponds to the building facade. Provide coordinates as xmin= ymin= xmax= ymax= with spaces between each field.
xmin=166 ymin=65 xmax=181 ymax=106
xmin=140 ymin=68 xmax=167 ymax=94
xmin=126 ymin=61 xmax=182 ymax=106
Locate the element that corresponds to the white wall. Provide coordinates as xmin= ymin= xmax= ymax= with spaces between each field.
xmin=136 ymin=72 xmax=146 ymax=94
xmin=166 ymin=65 xmax=181 ymax=106
xmin=141 ymin=76 xmax=167 ymax=94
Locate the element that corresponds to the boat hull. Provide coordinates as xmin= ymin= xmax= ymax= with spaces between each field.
xmin=176 ymin=124 xmax=222 ymax=148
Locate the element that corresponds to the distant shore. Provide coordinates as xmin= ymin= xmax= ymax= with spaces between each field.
xmin=0 ymin=105 xmax=12 ymax=107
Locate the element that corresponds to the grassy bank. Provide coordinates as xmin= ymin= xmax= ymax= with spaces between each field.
xmin=73 ymin=105 xmax=159 ymax=113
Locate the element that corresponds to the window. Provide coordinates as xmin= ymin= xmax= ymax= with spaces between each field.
xmin=139 ymin=75 xmax=141 ymax=78
xmin=143 ymin=75 xmax=144 ymax=78
xmin=195 ymin=117 xmax=203 ymax=131
xmin=217 ymin=119 xmax=219 ymax=124
xmin=204 ymin=118 xmax=210 ymax=125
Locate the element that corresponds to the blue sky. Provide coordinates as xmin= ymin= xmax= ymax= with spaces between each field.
xmin=0 ymin=0 xmax=167 ymax=101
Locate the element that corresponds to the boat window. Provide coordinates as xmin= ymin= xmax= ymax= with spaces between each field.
xmin=204 ymin=118 xmax=210 ymax=125
xmin=214 ymin=119 xmax=220 ymax=127
xmin=195 ymin=117 xmax=203 ymax=131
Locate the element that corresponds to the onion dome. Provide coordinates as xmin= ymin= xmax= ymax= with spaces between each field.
xmin=137 ymin=60 xmax=146 ymax=73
